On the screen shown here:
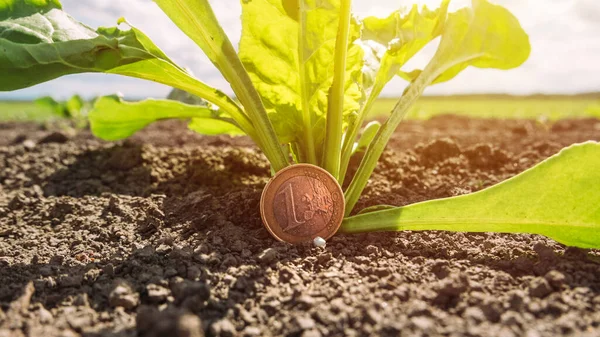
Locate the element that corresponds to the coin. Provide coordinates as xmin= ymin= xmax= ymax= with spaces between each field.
xmin=260 ymin=164 xmax=345 ymax=244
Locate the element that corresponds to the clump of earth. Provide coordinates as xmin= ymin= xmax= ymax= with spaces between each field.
xmin=0 ymin=116 xmax=599 ymax=337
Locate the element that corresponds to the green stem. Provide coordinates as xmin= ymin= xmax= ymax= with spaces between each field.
xmin=160 ymin=0 xmax=289 ymax=171
xmin=217 ymin=44 xmax=289 ymax=172
xmin=344 ymin=66 xmax=437 ymax=216
xmin=298 ymin=2 xmax=318 ymax=165
xmin=322 ymin=0 xmax=352 ymax=180
xmin=113 ymin=62 xmax=259 ymax=142
xmin=339 ymin=81 xmax=384 ymax=184
xmin=180 ymin=77 xmax=257 ymax=139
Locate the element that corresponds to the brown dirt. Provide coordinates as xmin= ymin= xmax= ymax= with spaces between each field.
xmin=1 ymin=116 xmax=600 ymax=337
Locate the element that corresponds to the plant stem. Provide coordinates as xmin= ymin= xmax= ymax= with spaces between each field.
xmin=344 ymin=65 xmax=437 ymax=215
xmin=322 ymin=0 xmax=352 ymax=180
xmin=298 ymin=2 xmax=318 ymax=165
xmin=338 ymin=81 xmax=384 ymax=184
xmin=158 ymin=0 xmax=289 ymax=172
xmin=176 ymin=74 xmax=256 ymax=137
xmin=218 ymin=45 xmax=289 ymax=172
xmin=121 ymin=63 xmax=260 ymax=143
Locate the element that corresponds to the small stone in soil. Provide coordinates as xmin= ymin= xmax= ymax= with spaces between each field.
xmin=109 ymin=284 xmax=139 ymax=309
xmin=23 ymin=139 xmax=36 ymax=149
xmin=176 ymin=314 xmax=204 ymax=337
xmin=301 ymin=329 xmax=323 ymax=337
xmin=544 ymin=270 xmax=566 ymax=289
xmin=38 ymin=307 xmax=54 ymax=324
xmin=294 ymin=316 xmax=316 ymax=330
xmin=10 ymin=281 xmax=35 ymax=314
xmin=209 ymin=318 xmax=237 ymax=337
xmin=528 ymin=277 xmax=552 ymax=298
xmin=313 ymin=237 xmax=326 ymax=248
xmin=146 ymin=284 xmax=170 ymax=303
xmin=463 ymin=307 xmax=486 ymax=324
xmin=296 ymin=295 xmax=316 ymax=309
xmin=73 ymin=293 xmax=89 ymax=307
xmin=411 ymin=316 xmax=435 ymax=331
xmin=257 ymin=248 xmax=277 ymax=264
xmin=241 ymin=326 xmax=262 ymax=337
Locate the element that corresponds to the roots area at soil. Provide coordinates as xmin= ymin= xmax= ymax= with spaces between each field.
xmin=1 ymin=117 xmax=599 ymax=337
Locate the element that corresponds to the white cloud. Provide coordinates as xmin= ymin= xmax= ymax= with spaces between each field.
xmin=2 ymin=0 xmax=599 ymax=100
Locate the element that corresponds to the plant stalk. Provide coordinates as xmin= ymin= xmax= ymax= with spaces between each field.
xmin=114 ymin=63 xmax=260 ymax=142
xmin=344 ymin=65 xmax=438 ymax=215
xmin=338 ymin=81 xmax=384 ymax=184
xmin=322 ymin=0 xmax=352 ymax=180
xmin=171 ymin=72 xmax=257 ymax=138
xmin=298 ymin=2 xmax=318 ymax=165
xmin=217 ymin=45 xmax=289 ymax=172
xmin=157 ymin=0 xmax=289 ymax=172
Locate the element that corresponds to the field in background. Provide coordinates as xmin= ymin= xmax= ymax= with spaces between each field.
xmin=0 ymin=101 xmax=56 ymax=121
xmin=1 ymin=95 xmax=600 ymax=122
xmin=370 ymin=95 xmax=600 ymax=120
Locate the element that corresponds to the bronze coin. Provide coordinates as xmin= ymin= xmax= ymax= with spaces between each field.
xmin=260 ymin=164 xmax=345 ymax=244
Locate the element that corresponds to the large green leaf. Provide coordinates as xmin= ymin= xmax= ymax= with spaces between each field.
xmin=89 ymin=96 xmax=243 ymax=141
xmin=153 ymin=0 xmax=289 ymax=172
xmin=239 ymin=0 xmax=364 ymax=161
xmin=344 ymin=0 xmax=531 ymax=214
xmin=340 ymin=1 xmax=449 ymax=181
xmin=342 ymin=142 xmax=600 ymax=249
xmin=399 ymin=0 xmax=530 ymax=84
xmin=0 ymin=0 xmax=61 ymax=20
xmin=152 ymin=0 xmax=245 ymax=88
xmin=363 ymin=1 xmax=449 ymax=89
xmin=239 ymin=0 xmax=301 ymax=144
xmin=0 ymin=1 xmax=251 ymax=135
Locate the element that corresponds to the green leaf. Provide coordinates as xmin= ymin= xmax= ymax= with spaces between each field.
xmin=153 ymin=0 xmax=289 ymax=171
xmin=0 ymin=2 xmax=250 ymax=135
xmin=239 ymin=0 xmax=301 ymax=144
xmin=339 ymin=2 xmax=448 ymax=183
xmin=152 ymin=0 xmax=234 ymax=75
xmin=342 ymin=142 xmax=600 ymax=249
xmin=167 ymin=88 xmax=209 ymax=107
xmin=187 ymin=118 xmax=244 ymax=137
xmin=352 ymin=121 xmax=380 ymax=154
xmin=89 ymin=96 xmax=243 ymax=141
xmin=363 ymin=0 xmax=449 ymax=88
xmin=402 ymin=0 xmax=530 ymax=84
xmin=34 ymin=96 xmax=65 ymax=117
xmin=239 ymin=0 xmax=364 ymax=161
xmin=65 ymin=94 xmax=84 ymax=118
xmin=357 ymin=204 xmax=395 ymax=215
xmin=344 ymin=0 xmax=531 ymax=214
xmin=0 ymin=0 xmax=61 ymax=20
xmin=0 ymin=0 xmax=79 ymax=43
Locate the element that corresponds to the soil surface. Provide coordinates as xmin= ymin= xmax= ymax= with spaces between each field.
xmin=1 ymin=116 xmax=600 ymax=337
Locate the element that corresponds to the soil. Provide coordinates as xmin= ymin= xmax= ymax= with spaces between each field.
xmin=1 ymin=116 xmax=600 ymax=337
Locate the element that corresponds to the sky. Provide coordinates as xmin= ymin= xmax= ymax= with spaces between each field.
xmin=2 ymin=0 xmax=600 ymax=100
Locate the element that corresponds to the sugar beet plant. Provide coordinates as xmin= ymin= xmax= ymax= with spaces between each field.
xmin=1 ymin=0 xmax=599 ymax=248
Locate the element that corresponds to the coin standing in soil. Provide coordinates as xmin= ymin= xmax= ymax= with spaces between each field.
xmin=260 ymin=164 xmax=345 ymax=244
